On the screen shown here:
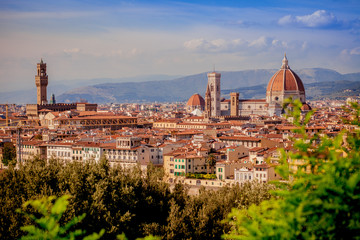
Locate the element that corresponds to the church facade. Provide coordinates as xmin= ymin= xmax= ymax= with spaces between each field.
xmin=194 ymin=54 xmax=309 ymax=118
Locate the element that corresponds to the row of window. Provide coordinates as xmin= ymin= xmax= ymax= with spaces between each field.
xmin=175 ymin=165 xmax=185 ymax=169
xmin=174 ymin=172 xmax=185 ymax=176
xmin=48 ymin=151 xmax=71 ymax=157
xmin=235 ymin=173 xmax=252 ymax=181
xmin=23 ymin=145 xmax=35 ymax=149
xmin=256 ymin=173 xmax=267 ymax=178
xmin=108 ymin=155 xmax=137 ymax=161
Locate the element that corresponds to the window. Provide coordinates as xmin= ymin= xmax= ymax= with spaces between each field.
xmin=188 ymin=165 xmax=191 ymax=169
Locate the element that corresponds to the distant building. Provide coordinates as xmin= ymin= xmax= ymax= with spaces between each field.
xmin=35 ymin=59 xmax=48 ymax=105
xmin=205 ymin=72 xmax=221 ymax=118
xmin=26 ymin=59 xmax=97 ymax=119
xmin=266 ymin=54 xmax=306 ymax=116
xmin=50 ymin=94 xmax=56 ymax=104
xmin=192 ymin=54 xmax=309 ymax=118
xmin=186 ymin=93 xmax=205 ymax=113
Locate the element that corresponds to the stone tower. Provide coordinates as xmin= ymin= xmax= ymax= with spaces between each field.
xmin=50 ymin=93 xmax=56 ymax=104
xmin=35 ymin=59 xmax=48 ymax=105
xmin=230 ymin=92 xmax=239 ymax=116
xmin=207 ymin=72 xmax=221 ymax=117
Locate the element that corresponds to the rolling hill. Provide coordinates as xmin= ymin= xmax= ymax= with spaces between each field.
xmin=1 ymin=68 xmax=359 ymax=104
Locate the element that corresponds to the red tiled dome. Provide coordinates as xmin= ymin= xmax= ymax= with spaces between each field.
xmin=186 ymin=93 xmax=205 ymax=107
xmin=266 ymin=55 xmax=305 ymax=93
xmin=267 ymin=69 xmax=305 ymax=92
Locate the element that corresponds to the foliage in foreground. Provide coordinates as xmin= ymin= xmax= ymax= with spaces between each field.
xmin=0 ymin=155 xmax=274 ymax=240
xmin=17 ymin=195 xmax=104 ymax=240
xmin=224 ymin=99 xmax=360 ymax=239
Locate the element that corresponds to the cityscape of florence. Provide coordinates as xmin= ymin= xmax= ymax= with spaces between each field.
xmin=0 ymin=0 xmax=360 ymax=239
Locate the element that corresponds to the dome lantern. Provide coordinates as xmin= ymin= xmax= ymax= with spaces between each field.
xmin=281 ymin=53 xmax=290 ymax=69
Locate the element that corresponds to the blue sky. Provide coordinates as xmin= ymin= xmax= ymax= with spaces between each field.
xmin=0 ymin=0 xmax=359 ymax=91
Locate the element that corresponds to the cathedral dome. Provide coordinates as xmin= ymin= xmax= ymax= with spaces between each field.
xmin=186 ymin=93 xmax=205 ymax=107
xmin=266 ymin=55 xmax=305 ymax=93
xmin=266 ymin=54 xmax=306 ymax=106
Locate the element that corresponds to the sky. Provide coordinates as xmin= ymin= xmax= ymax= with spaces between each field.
xmin=0 ymin=0 xmax=360 ymax=91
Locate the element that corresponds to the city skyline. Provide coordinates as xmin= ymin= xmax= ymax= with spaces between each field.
xmin=1 ymin=0 xmax=360 ymax=92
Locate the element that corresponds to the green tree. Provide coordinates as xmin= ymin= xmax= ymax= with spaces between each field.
xmin=2 ymin=142 xmax=16 ymax=166
xmin=224 ymin=99 xmax=360 ymax=239
xmin=205 ymin=154 xmax=216 ymax=174
xmin=17 ymin=195 xmax=105 ymax=240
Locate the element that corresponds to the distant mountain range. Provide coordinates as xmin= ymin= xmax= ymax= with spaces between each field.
xmin=1 ymin=68 xmax=360 ymax=104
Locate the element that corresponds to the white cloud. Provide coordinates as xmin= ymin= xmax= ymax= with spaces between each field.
xmin=278 ymin=10 xmax=338 ymax=28
xmin=341 ymin=47 xmax=360 ymax=56
xmin=63 ymin=48 xmax=81 ymax=54
xmin=278 ymin=15 xmax=293 ymax=26
xmin=248 ymin=36 xmax=271 ymax=48
xmin=184 ymin=36 xmax=303 ymax=54
xmin=183 ymin=38 xmax=240 ymax=52
xmin=130 ymin=48 xmax=142 ymax=56
xmin=350 ymin=47 xmax=360 ymax=55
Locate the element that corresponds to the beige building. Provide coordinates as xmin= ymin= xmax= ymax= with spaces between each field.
xmin=18 ymin=140 xmax=46 ymax=163
xmin=219 ymin=136 xmax=261 ymax=148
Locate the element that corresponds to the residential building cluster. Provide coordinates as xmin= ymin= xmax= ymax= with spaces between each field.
xmin=1 ymin=57 xmax=359 ymax=189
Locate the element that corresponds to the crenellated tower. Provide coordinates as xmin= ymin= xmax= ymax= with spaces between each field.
xmin=35 ymin=59 xmax=48 ymax=105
